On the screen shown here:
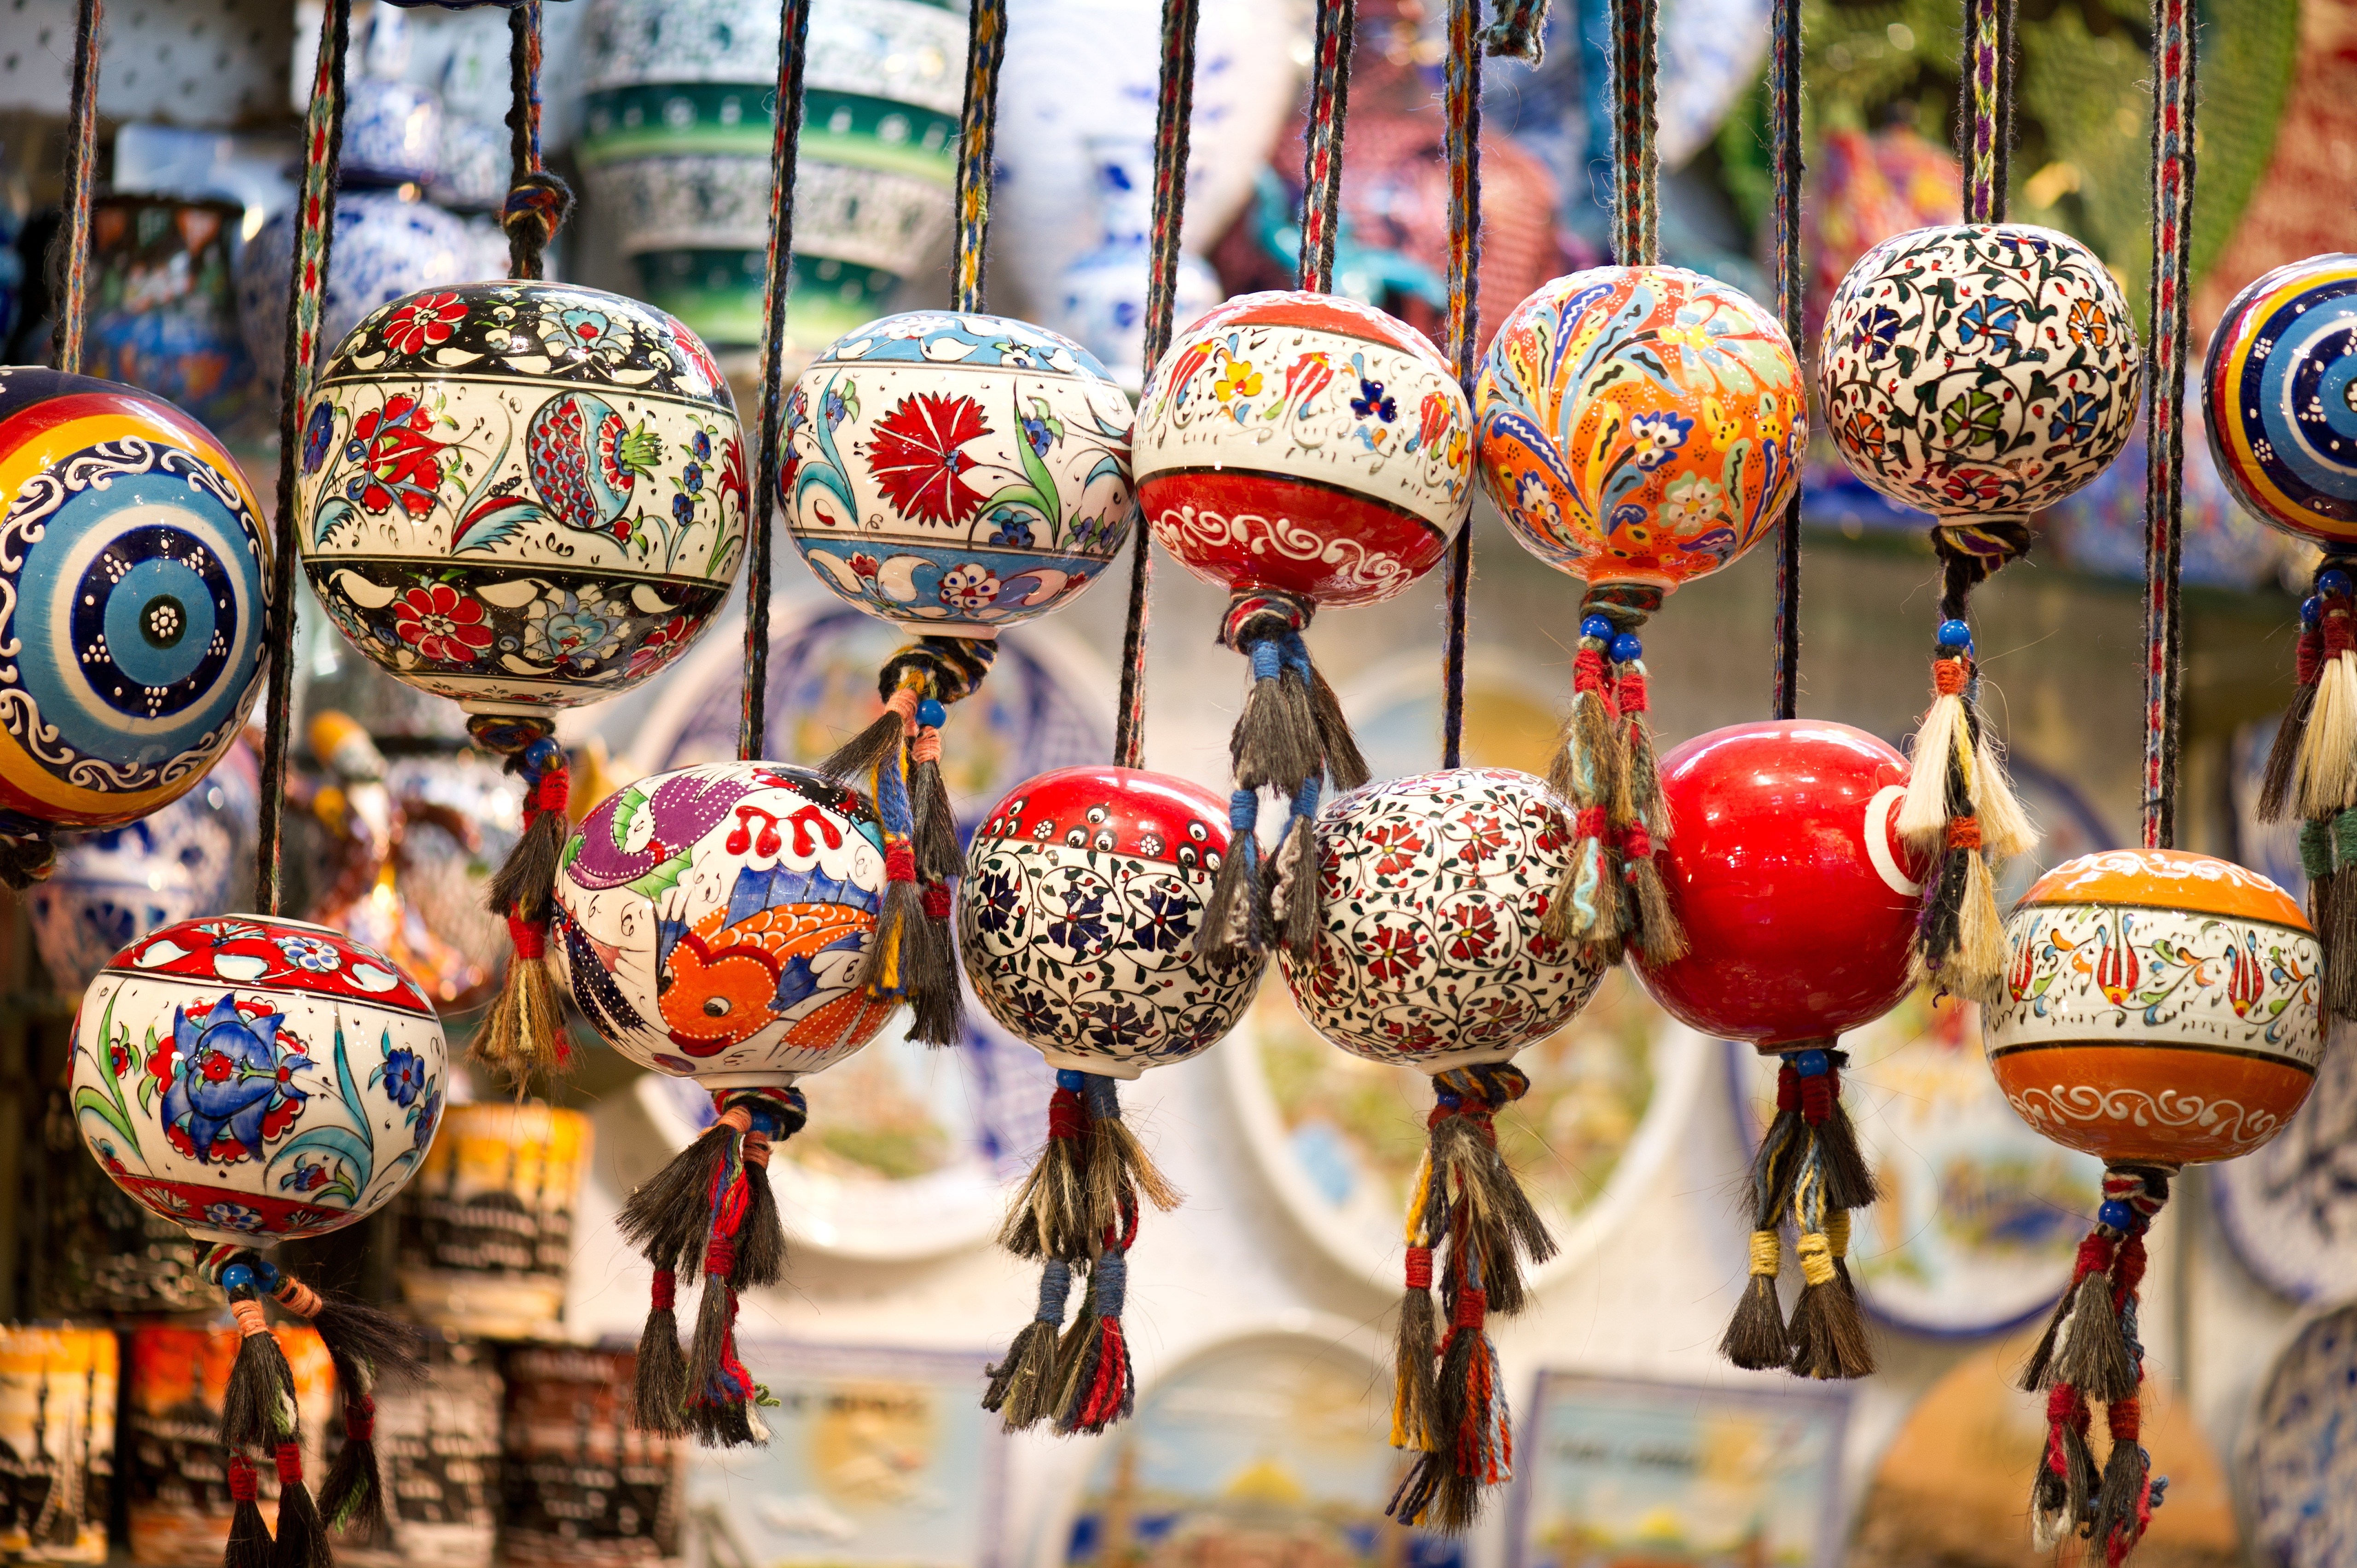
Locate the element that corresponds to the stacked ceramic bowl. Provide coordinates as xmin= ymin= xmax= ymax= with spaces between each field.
xmin=577 ymin=0 xmax=963 ymax=349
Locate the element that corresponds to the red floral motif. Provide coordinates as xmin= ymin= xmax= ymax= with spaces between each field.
xmin=1285 ymin=351 xmax=1335 ymax=407
xmin=849 ymin=553 xmax=881 ymax=580
xmin=382 ymin=292 xmax=467 ymax=356
xmin=1366 ymin=823 xmax=1426 ymax=878
xmin=667 ymin=316 xmax=726 ymax=389
xmin=1439 ymin=897 xmax=1499 ymax=962
xmin=1363 ymin=924 xmax=1424 ymax=984
xmin=1418 ymin=389 xmax=1453 ymax=451
xmin=627 ymin=615 xmax=692 ymax=678
xmin=393 ymin=583 xmax=496 ymax=664
xmin=867 ymin=393 xmax=990 ymax=527
xmin=351 ymin=395 xmax=446 ymax=518
xmin=1453 ymin=813 xmax=1509 ymax=864
xmin=1936 ymin=465 xmax=2007 ymax=506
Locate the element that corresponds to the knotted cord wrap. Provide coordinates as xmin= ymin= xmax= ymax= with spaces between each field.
xmin=2021 ymin=1166 xmax=2174 ymax=1562
xmin=51 ymin=0 xmax=103 ymax=375
xmin=1545 ymin=588 xmax=1681 ymax=966
xmin=615 ymin=1085 xmax=807 ymax=1444
xmin=471 ymin=720 xmax=573 ymax=1083
xmin=2276 ymin=567 xmax=2357 ymax=1016
xmin=1607 ymin=0 xmax=1659 ymax=265
xmin=742 ymin=0 xmax=816 ymax=762
xmin=258 ymin=0 xmax=354 ymax=914
xmin=2140 ymin=0 xmax=2194 ymax=853
xmin=1437 ymin=0 xmax=1481 ymax=770
xmin=986 ymin=1071 xmax=1178 ymax=1433
xmin=502 ymin=0 xmax=574 ymax=280
xmin=952 ymin=0 xmax=1008 ymax=312
xmin=1721 ymin=1046 xmax=1878 ymax=1378
xmin=1296 ymin=0 xmax=1355 ymax=292
xmin=1960 ymin=0 xmax=2013 ymax=226
xmin=1198 ymin=590 xmax=1370 ymax=964
xmin=1387 ymin=1062 xmax=1551 ymax=1529
xmin=1767 ymin=0 xmax=1804 ymax=718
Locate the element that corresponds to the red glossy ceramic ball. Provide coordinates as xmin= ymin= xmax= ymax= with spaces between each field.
xmin=1633 ymin=720 xmax=1928 ymax=1048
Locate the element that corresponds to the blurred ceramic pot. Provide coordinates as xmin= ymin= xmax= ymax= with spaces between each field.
xmin=1050 ymin=138 xmax=1225 ymax=392
xmin=85 ymin=196 xmax=254 ymax=428
xmin=343 ymin=76 xmax=445 ymax=186
xmin=432 ymin=117 xmax=511 ymax=212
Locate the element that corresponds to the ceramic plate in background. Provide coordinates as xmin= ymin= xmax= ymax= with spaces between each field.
xmin=2214 ymin=1019 xmax=2357 ymax=1303
xmin=2250 ymin=1305 xmax=2357 ymax=1568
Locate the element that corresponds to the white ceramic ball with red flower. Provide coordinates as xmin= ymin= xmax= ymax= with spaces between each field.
xmin=1279 ymin=768 xmax=1605 ymax=1071
xmin=959 ymin=766 xmax=1266 ymax=1078
xmin=780 ymin=312 xmax=1137 ymax=633
xmin=1133 ymin=291 xmax=1475 ymax=609
xmin=68 ymin=915 xmax=447 ymax=1245
xmin=294 ymin=281 xmax=746 ymax=717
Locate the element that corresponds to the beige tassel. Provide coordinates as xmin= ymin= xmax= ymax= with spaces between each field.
xmin=1970 ymin=725 xmax=2040 ymax=862
xmin=1953 ymin=851 xmax=2013 ymax=1004
xmin=1899 ymin=686 xmax=1966 ymax=847
xmin=2299 ymin=648 xmax=2357 ymax=818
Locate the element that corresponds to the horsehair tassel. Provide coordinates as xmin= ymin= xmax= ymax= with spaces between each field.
xmin=1775 ymin=1048 xmax=1877 ymax=1379
xmin=1057 ymin=1205 xmax=1139 ymax=1433
xmin=260 ymin=1261 xmax=422 ymax=1541
xmin=2031 ymin=1383 xmax=2100 ymax=1552
xmin=1898 ymin=630 xmax=1971 ymax=845
xmin=1392 ymin=1159 xmax=1440 ymax=1452
xmin=1908 ymin=623 xmax=2011 ymax=1005
xmin=1202 ymin=590 xmax=1328 ymax=961
xmin=2297 ymin=569 xmax=2357 ymax=820
xmin=225 ymin=1452 xmax=271 ymax=1568
xmin=2329 ymin=807 xmax=2357 ymax=1021
xmin=1389 ymin=1265 xmax=1509 ymax=1530
xmin=1082 ymin=1071 xmax=1180 ymax=1219
xmin=999 ymin=1069 xmax=1096 ymax=1261
xmin=1547 ymin=613 xmax=1623 ymax=950
xmin=209 ymin=1255 xmax=316 ymax=1568
xmin=1426 ymin=1064 xmax=1556 ymax=1316
xmin=475 ymin=723 xmax=573 ymax=1084
xmin=853 ymin=729 xmax=923 ymax=1007
xmin=633 ymin=1267 xmax=688 ymax=1436
xmin=1721 ymin=1227 xmax=1788 ymax=1370
xmin=983 ymin=1258 xmax=1072 ymax=1429
xmin=271 ymin=1435 xmax=329 ymax=1568
xmin=2262 ymin=589 xmax=2328 ymax=822
xmin=1609 ymin=631 xmax=1685 ymax=962
xmin=681 ymin=1086 xmax=806 ymax=1447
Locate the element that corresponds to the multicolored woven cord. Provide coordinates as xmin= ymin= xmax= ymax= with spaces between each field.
xmin=1608 ymin=0 xmax=1659 ymax=265
xmin=743 ymin=0 xmax=815 ymax=762
xmin=1962 ymin=0 xmax=2013 ymax=224
xmin=256 ymin=0 xmax=353 ymax=915
xmin=51 ymin=0 xmax=103 ymax=375
xmin=503 ymin=0 xmax=575 ymax=280
xmin=1297 ymin=0 xmax=1357 ymax=292
xmin=952 ymin=0 xmax=1009 ymax=313
xmin=1767 ymin=0 xmax=1803 ymax=718
xmin=2142 ymin=0 xmax=2195 ymax=849
xmin=1438 ymin=0 xmax=1482 ymax=768
xmin=1113 ymin=0 xmax=1204 ymax=770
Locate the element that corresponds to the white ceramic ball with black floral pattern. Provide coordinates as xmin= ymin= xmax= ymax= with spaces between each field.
xmin=294 ymin=281 xmax=746 ymax=717
xmin=1818 ymin=224 xmax=2143 ymax=522
xmin=1280 ymin=768 xmax=1607 ymax=1070
xmin=959 ymin=766 xmax=1265 ymax=1076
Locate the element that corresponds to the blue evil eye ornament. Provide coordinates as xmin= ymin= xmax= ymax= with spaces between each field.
xmin=2204 ymin=253 xmax=2357 ymax=546
xmin=0 ymin=367 xmax=271 ymax=837
xmin=69 ymin=915 xmax=447 ymax=1244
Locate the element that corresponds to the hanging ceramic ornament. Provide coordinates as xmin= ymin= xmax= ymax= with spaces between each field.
xmin=2202 ymin=255 xmax=2357 ymax=1017
xmin=1819 ymin=225 xmax=2143 ymax=1000
xmin=780 ymin=310 xmax=1138 ymax=1042
xmin=1132 ymin=291 xmax=1476 ymax=961
xmin=958 ymin=766 xmax=1265 ymax=1434
xmin=0 ymin=367 xmax=273 ymax=887
xmin=296 ymin=279 xmax=746 ymax=1081
xmin=1278 ymin=767 xmax=1604 ymax=1527
xmin=1631 ymin=721 xmax=1928 ymax=1381
xmin=549 ymin=761 xmax=899 ymax=1445
xmin=1473 ymin=266 xmax=1806 ymax=969
xmin=69 ymin=914 xmax=445 ymax=1559
xmin=1987 ymin=848 xmax=2321 ymax=1562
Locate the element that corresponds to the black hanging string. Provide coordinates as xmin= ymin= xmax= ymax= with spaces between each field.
xmin=51 ymin=0 xmax=103 ymax=376
xmin=1767 ymin=0 xmax=1803 ymax=718
xmin=1438 ymin=0 xmax=1483 ymax=768
xmin=741 ymin=0 xmax=814 ymax=762
xmin=502 ymin=0 xmax=575 ymax=282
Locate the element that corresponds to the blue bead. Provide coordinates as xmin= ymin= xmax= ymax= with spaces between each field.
xmin=220 ymin=1263 xmax=255 ymax=1293
xmin=1787 ymin=1047 xmax=1831 ymax=1076
xmin=1610 ymin=633 xmax=1643 ymax=663
xmin=522 ymin=735 xmax=563 ymax=775
xmin=1056 ymin=1069 xmax=1086 ymax=1091
xmin=916 ymin=697 xmax=946 ymax=729
xmin=2305 ymin=595 xmax=2324 ymax=628
xmin=1936 ymin=619 xmax=1973 ymax=650
xmin=1581 ymin=614 xmax=1614 ymax=640
xmin=2322 ymin=567 xmax=2353 ymax=598
xmin=2097 ymin=1199 xmax=2134 ymax=1231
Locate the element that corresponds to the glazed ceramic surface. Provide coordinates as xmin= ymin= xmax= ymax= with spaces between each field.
xmin=1135 ymin=291 xmax=1474 ymax=608
xmin=2250 ymin=1304 xmax=2357 ymax=1568
xmin=1985 ymin=849 xmax=2321 ymax=1164
xmin=296 ymin=280 xmax=745 ymax=716
xmin=1474 ymin=266 xmax=1805 ymax=590
xmin=2201 ymin=253 xmax=2357 ymax=547
xmin=1818 ymin=223 xmax=2143 ymax=521
xmin=551 ymin=762 xmax=900 ymax=1083
xmin=1050 ymin=139 xmax=1225 ymax=392
xmin=69 ymin=915 xmax=447 ymax=1245
xmin=781 ymin=311 xmax=1134 ymax=633
xmin=87 ymin=197 xmax=254 ymax=428
xmin=1635 ymin=721 xmax=1926 ymax=1047
xmin=1280 ymin=767 xmax=1605 ymax=1071
xmin=959 ymin=766 xmax=1266 ymax=1079
xmin=0 ymin=368 xmax=271 ymax=833
xmin=342 ymin=77 xmax=444 ymax=186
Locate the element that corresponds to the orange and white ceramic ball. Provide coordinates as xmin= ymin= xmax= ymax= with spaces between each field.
xmin=1984 ymin=850 xmax=2322 ymax=1164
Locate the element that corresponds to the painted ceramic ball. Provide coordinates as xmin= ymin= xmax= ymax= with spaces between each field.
xmin=69 ymin=915 xmax=447 ymax=1245
xmin=780 ymin=311 xmax=1135 ymax=633
xmin=1819 ymin=224 xmax=2143 ymax=521
xmin=1634 ymin=721 xmax=1927 ymax=1048
xmin=1279 ymin=768 xmax=1605 ymax=1071
xmin=295 ymin=281 xmax=744 ymax=718
xmin=959 ymin=766 xmax=1266 ymax=1079
xmin=1133 ymin=291 xmax=1475 ymax=608
xmin=1985 ymin=849 xmax=2321 ymax=1164
xmin=0 ymin=368 xmax=271 ymax=833
xmin=2202 ymin=253 xmax=2357 ymax=546
xmin=550 ymin=762 xmax=900 ymax=1083
xmin=1475 ymin=266 xmax=1806 ymax=590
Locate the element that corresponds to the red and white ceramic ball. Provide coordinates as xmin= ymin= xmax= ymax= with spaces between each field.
xmin=960 ymin=766 xmax=1265 ymax=1078
xmin=1985 ymin=850 xmax=2322 ymax=1164
xmin=1133 ymin=291 xmax=1475 ymax=609
xmin=69 ymin=916 xmax=446 ymax=1245
xmin=551 ymin=762 xmax=900 ymax=1085
xmin=1634 ymin=721 xmax=1927 ymax=1048
xmin=1280 ymin=767 xmax=1605 ymax=1071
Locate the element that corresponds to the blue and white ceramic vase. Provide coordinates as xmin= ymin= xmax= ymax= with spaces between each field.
xmin=1049 ymin=138 xmax=1223 ymax=392
xmin=342 ymin=76 xmax=446 ymax=187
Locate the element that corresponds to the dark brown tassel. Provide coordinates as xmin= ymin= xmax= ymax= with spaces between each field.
xmin=631 ymin=1267 xmax=688 ymax=1437
xmin=1082 ymin=1076 xmax=1181 ymax=1219
xmin=1785 ymin=1230 xmax=1875 ymax=1379
xmin=2092 ymin=1398 xmax=2157 ymax=1561
xmin=2260 ymin=679 xmax=2316 ymax=823
xmin=1392 ymin=1249 xmax=1439 ymax=1452
xmin=1231 ymin=655 xmax=1323 ymax=798
xmin=1426 ymin=1095 xmax=1556 ymax=1316
xmin=270 ymin=1444 xmax=330 ymax=1568
xmin=1266 ymin=810 xmax=1321 ymax=955
xmin=2049 ymin=1272 xmax=2134 ymax=1402
xmin=1721 ymin=1232 xmax=1789 ymax=1371
xmin=317 ymin=1395 xmax=386 ymax=1541
xmin=819 ymin=708 xmax=907 ymax=785
xmin=1196 ymin=821 xmax=1262 ymax=959
xmin=999 ymin=1076 xmax=1094 ymax=1261
xmin=225 ymin=1456 xmax=272 ymax=1568
xmin=1306 ymin=662 xmax=1370 ymax=792
xmin=983 ymin=1260 xmax=1072 ymax=1429
xmin=475 ymin=727 xmax=573 ymax=1085
xmin=0 ymin=832 xmax=55 ymax=890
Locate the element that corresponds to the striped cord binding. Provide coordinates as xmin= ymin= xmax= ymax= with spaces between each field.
xmin=2142 ymin=0 xmax=2196 ymax=848
xmin=1438 ymin=0 xmax=1483 ymax=769
xmin=51 ymin=0 xmax=103 ymax=375
xmin=1296 ymin=0 xmax=1356 ymax=293
xmin=1767 ymin=0 xmax=1803 ymax=718
xmin=1961 ymin=0 xmax=2013 ymax=223
xmin=503 ymin=0 xmax=575 ymax=281
xmin=1113 ymin=0 xmax=1203 ymax=770
xmin=952 ymin=0 xmax=1010 ymax=313
xmin=1608 ymin=0 xmax=1659 ymax=265
xmin=256 ymin=0 xmax=354 ymax=915
xmin=742 ymin=0 xmax=815 ymax=762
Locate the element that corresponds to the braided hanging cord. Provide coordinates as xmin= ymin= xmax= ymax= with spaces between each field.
xmin=2141 ymin=0 xmax=2195 ymax=849
xmin=742 ymin=0 xmax=814 ymax=761
xmin=502 ymin=0 xmax=574 ymax=281
xmin=1960 ymin=0 xmax=2010 ymax=225
xmin=952 ymin=0 xmax=1009 ymax=312
xmin=1296 ymin=0 xmax=1357 ymax=292
xmin=257 ymin=0 xmax=354 ymax=914
xmin=51 ymin=0 xmax=103 ymax=375
xmin=1767 ymin=0 xmax=1804 ymax=718
xmin=1437 ymin=0 xmax=1482 ymax=768
xmin=1608 ymin=0 xmax=1659 ymax=264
